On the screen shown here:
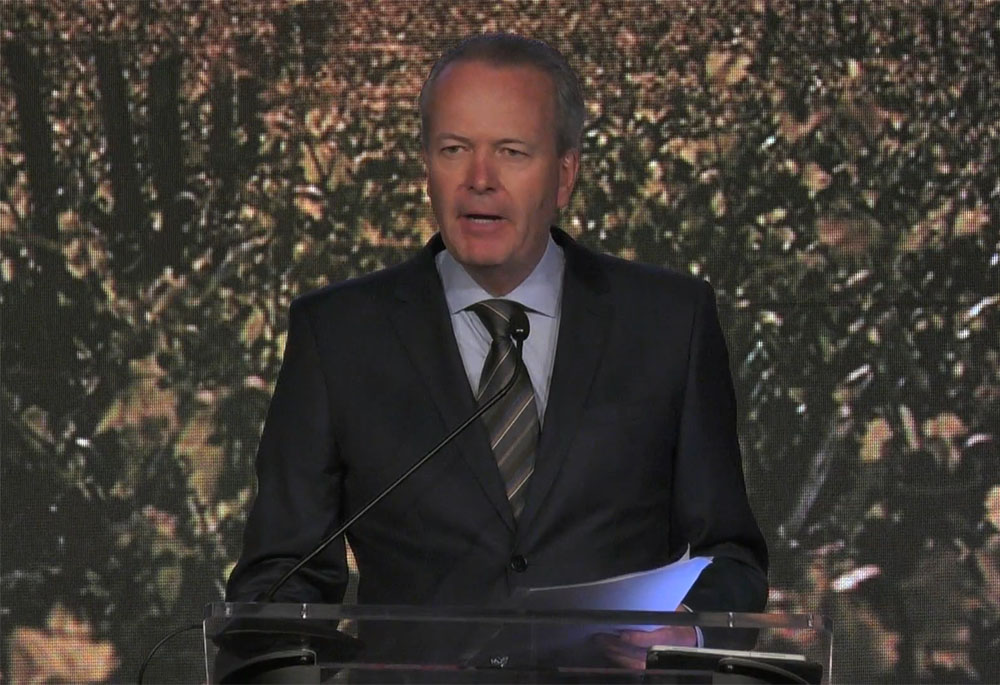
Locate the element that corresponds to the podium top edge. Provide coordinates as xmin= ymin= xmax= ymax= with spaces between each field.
xmin=204 ymin=602 xmax=832 ymax=631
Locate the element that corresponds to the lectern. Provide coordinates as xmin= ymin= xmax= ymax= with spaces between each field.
xmin=204 ymin=602 xmax=831 ymax=683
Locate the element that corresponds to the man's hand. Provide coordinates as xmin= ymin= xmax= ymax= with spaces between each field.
xmin=593 ymin=606 xmax=698 ymax=670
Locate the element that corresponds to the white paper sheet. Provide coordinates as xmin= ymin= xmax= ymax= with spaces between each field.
xmin=516 ymin=556 xmax=713 ymax=613
xmin=487 ymin=556 xmax=714 ymax=657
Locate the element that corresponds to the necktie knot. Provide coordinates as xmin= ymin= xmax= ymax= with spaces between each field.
xmin=470 ymin=299 xmax=524 ymax=341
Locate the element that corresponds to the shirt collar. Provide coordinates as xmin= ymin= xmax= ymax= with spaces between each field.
xmin=436 ymin=234 xmax=564 ymax=318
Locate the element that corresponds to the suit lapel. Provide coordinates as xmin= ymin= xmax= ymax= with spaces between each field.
xmin=517 ymin=231 xmax=613 ymax=533
xmin=388 ymin=239 xmax=516 ymax=531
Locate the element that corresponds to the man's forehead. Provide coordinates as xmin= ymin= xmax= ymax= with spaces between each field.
xmin=433 ymin=58 xmax=556 ymax=95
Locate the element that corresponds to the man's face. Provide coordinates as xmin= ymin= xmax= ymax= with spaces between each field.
xmin=423 ymin=60 xmax=579 ymax=295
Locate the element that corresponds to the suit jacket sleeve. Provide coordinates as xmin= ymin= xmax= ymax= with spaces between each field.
xmin=225 ymin=297 xmax=349 ymax=604
xmin=673 ymin=280 xmax=768 ymax=613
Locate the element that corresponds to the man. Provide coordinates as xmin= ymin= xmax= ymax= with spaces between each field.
xmin=226 ymin=33 xmax=768 ymax=667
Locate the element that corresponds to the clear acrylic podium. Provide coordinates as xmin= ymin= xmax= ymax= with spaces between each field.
xmin=203 ymin=603 xmax=832 ymax=683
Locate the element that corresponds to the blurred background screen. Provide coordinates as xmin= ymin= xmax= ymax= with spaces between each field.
xmin=2 ymin=1 xmax=998 ymax=682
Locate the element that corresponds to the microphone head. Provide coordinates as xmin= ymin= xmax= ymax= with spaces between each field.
xmin=509 ymin=307 xmax=530 ymax=343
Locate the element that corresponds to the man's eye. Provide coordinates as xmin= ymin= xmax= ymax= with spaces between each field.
xmin=501 ymin=148 xmax=527 ymax=157
xmin=441 ymin=145 xmax=464 ymax=155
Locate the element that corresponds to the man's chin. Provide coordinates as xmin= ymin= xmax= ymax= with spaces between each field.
xmin=453 ymin=253 xmax=511 ymax=273
xmin=446 ymin=240 xmax=513 ymax=271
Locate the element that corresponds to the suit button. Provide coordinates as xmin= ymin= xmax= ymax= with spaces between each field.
xmin=509 ymin=554 xmax=528 ymax=572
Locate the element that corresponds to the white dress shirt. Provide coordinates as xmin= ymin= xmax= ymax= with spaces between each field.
xmin=435 ymin=236 xmax=564 ymax=425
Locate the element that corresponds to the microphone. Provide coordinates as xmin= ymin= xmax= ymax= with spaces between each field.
xmin=508 ymin=306 xmax=529 ymax=344
xmin=261 ymin=310 xmax=531 ymax=601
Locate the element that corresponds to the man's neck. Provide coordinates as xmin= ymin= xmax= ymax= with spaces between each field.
xmin=459 ymin=237 xmax=553 ymax=296
xmin=436 ymin=235 xmax=564 ymax=317
xmin=464 ymin=264 xmax=533 ymax=297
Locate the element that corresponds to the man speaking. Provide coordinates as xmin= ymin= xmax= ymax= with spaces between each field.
xmin=226 ymin=33 xmax=768 ymax=663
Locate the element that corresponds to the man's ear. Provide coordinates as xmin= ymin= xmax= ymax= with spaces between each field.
xmin=422 ymin=147 xmax=431 ymax=191
xmin=557 ymin=148 xmax=581 ymax=210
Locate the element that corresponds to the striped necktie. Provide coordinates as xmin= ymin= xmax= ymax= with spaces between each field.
xmin=470 ymin=299 xmax=539 ymax=520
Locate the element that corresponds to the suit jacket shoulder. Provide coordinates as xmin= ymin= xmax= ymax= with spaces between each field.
xmin=292 ymin=241 xmax=441 ymax=318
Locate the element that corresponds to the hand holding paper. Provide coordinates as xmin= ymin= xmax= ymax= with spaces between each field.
xmin=594 ymin=614 xmax=699 ymax=670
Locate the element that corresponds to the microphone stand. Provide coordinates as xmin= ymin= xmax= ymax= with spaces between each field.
xmin=263 ymin=319 xmax=529 ymax=600
xmin=140 ymin=316 xmax=531 ymax=682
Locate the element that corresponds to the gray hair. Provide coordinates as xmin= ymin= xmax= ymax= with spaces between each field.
xmin=419 ymin=33 xmax=585 ymax=155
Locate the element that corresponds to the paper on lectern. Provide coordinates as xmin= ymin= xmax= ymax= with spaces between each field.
xmin=500 ymin=555 xmax=713 ymax=657
xmin=461 ymin=558 xmax=712 ymax=665
xmin=516 ymin=555 xmax=712 ymax=615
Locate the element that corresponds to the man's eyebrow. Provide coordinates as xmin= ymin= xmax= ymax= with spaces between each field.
xmin=495 ymin=137 xmax=532 ymax=147
xmin=434 ymin=133 xmax=533 ymax=147
xmin=435 ymin=133 xmax=471 ymax=144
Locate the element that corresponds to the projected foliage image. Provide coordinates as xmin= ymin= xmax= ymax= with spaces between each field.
xmin=1 ymin=1 xmax=998 ymax=682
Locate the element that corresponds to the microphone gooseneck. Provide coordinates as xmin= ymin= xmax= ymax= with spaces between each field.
xmin=261 ymin=313 xmax=530 ymax=602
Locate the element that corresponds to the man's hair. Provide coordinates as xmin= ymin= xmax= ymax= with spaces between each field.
xmin=419 ymin=33 xmax=585 ymax=155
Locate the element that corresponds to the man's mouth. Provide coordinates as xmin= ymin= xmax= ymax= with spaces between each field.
xmin=462 ymin=213 xmax=505 ymax=224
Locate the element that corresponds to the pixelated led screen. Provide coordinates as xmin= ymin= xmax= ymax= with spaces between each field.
xmin=2 ymin=1 xmax=998 ymax=682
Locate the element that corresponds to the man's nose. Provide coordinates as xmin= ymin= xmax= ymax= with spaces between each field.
xmin=465 ymin=151 xmax=497 ymax=192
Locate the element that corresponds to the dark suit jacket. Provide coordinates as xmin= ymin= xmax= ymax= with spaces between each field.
xmin=226 ymin=228 xmax=768 ymax=617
